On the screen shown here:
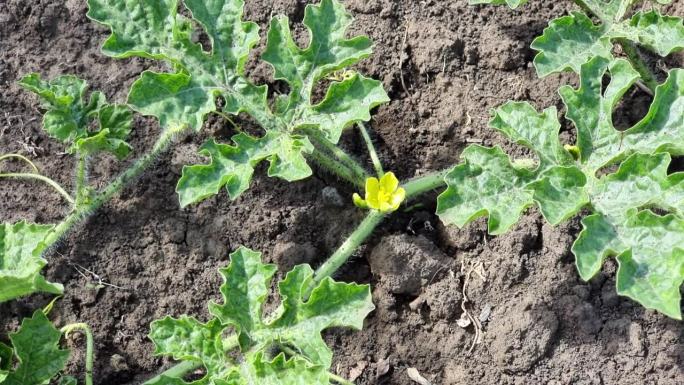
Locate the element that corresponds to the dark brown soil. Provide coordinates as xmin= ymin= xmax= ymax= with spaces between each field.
xmin=2 ymin=1 xmax=684 ymax=384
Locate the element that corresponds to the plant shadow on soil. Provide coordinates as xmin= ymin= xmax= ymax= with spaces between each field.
xmin=2 ymin=0 xmax=684 ymax=384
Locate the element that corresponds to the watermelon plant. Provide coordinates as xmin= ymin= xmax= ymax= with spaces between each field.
xmin=0 ymin=309 xmax=94 ymax=385
xmin=143 ymin=247 xmax=374 ymax=385
xmin=1 ymin=74 xmax=188 ymax=302
xmin=471 ymin=0 xmax=683 ymax=91
xmin=4 ymin=0 xmax=684 ymax=383
xmin=459 ymin=0 xmax=684 ymax=318
xmin=1 ymin=1 xmax=437 ymax=383
xmin=86 ymin=0 xmax=390 ymax=208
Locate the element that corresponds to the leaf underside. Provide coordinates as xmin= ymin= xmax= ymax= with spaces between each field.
xmin=0 ymin=222 xmax=62 ymax=303
xmin=148 ymin=246 xmax=374 ymax=384
xmin=87 ymin=0 xmax=389 ymax=207
xmin=438 ymin=56 xmax=684 ymax=318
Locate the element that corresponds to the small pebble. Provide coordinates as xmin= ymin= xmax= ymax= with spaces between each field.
xmin=321 ymin=186 xmax=345 ymax=207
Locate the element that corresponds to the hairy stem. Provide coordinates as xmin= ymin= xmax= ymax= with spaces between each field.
xmin=402 ymin=170 xmax=449 ymax=199
xmin=304 ymin=128 xmax=370 ymax=182
xmin=142 ymin=335 xmax=239 ymax=384
xmin=75 ymin=155 xmax=88 ymax=205
xmin=40 ymin=126 xmax=185 ymax=250
xmin=308 ymin=149 xmax=366 ymax=189
xmin=0 ymin=153 xmax=39 ymax=172
xmin=357 ymin=122 xmax=384 ymax=177
xmin=0 ymin=173 xmax=75 ymax=205
xmin=61 ymin=323 xmax=94 ymax=385
xmin=312 ymin=210 xmax=386 ymax=288
xmin=618 ymin=39 xmax=659 ymax=93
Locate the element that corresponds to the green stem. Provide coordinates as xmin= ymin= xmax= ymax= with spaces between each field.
xmin=0 ymin=153 xmax=39 ymax=172
xmin=40 ymin=126 xmax=184 ymax=250
xmin=618 ymin=39 xmax=659 ymax=93
xmin=61 ymin=323 xmax=94 ymax=385
xmin=0 ymin=173 xmax=75 ymax=205
xmin=312 ymin=210 xmax=386 ymax=287
xmin=304 ymin=128 xmax=370 ymax=182
xmin=145 ymin=361 xmax=200 ymax=384
xmin=75 ymin=155 xmax=88 ymax=205
xmin=329 ymin=372 xmax=355 ymax=385
xmin=357 ymin=123 xmax=384 ymax=177
xmin=307 ymin=150 xmax=365 ymax=189
xmin=142 ymin=335 xmax=239 ymax=385
xmin=402 ymin=170 xmax=449 ymax=199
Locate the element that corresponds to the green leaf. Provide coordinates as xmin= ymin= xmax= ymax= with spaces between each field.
xmin=86 ymin=0 xmax=178 ymax=59
xmin=207 ymin=247 xmax=278 ymax=350
xmin=2 ymin=310 xmax=70 ymax=385
xmin=573 ymin=211 xmax=684 ymax=319
xmin=88 ymin=0 xmax=388 ymax=204
xmin=149 ymin=246 xmax=374 ymax=384
xmin=72 ymin=105 xmax=133 ymax=159
xmin=184 ymin=0 xmax=259 ymax=73
xmin=176 ymin=132 xmax=314 ymax=207
xmin=531 ymin=12 xmax=613 ymax=78
xmin=19 ymin=73 xmax=133 ymax=158
xmin=561 ymin=57 xmax=684 ymax=173
xmin=293 ymin=74 xmax=389 ymax=144
xmin=528 ymin=166 xmax=590 ymax=225
xmin=0 ymin=222 xmax=62 ymax=303
xmin=209 ymin=247 xmax=374 ymax=367
xmin=559 ymin=57 xmax=639 ymax=171
xmin=611 ymin=11 xmax=684 ymax=57
xmin=242 ymin=353 xmax=330 ymax=385
xmin=441 ymin=56 xmax=684 ymax=318
xmin=0 ymin=342 xmax=11 ymax=382
xmin=623 ymin=68 xmax=684 ymax=157
xmin=531 ymin=10 xmax=684 ymax=77
xmin=592 ymin=153 xmax=684 ymax=221
xmin=468 ymin=0 xmax=528 ymax=8
xmin=150 ymin=316 xmax=231 ymax=380
xmin=87 ymin=0 xmax=265 ymax=133
xmin=126 ymin=71 xmax=222 ymax=133
xmin=19 ymin=74 xmax=91 ymax=142
xmin=263 ymin=0 xmax=389 ymax=142
xmin=490 ymin=102 xmax=572 ymax=168
xmin=436 ymin=145 xmax=536 ymax=235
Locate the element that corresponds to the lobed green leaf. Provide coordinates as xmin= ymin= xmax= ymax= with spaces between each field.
xmin=438 ymin=57 xmax=684 ymax=318
xmin=0 ymin=222 xmax=62 ymax=303
xmin=437 ymin=145 xmax=536 ymax=235
xmin=573 ymin=211 xmax=684 ymax=319
xmin=176 ymin=133 xmax=314 ymax=207
xmin=88 ymin=0 xmax=388 ymax=205
xmin=1 ymin=310 xmax=70 ymax=385
xmin=149 ymin=246 xmax=374 ymax=384
xmin=19 ymin=73 xmax=133 ymax=159
xmin=531 ymin=10 xmax=684 ymax=78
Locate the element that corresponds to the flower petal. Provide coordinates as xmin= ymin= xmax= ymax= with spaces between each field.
xmin=365 ymin=177 xmax=380 ymax=208
xmin=353 ymin=193 xmax=368 ymax=209
xmin=379 ymin=172 xmax=399 ymax=193
xmin=390 ymin=187 xmax=406 ymax=211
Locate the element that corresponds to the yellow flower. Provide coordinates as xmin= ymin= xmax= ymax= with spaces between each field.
xmin=353 ymin=172 xmax=406 ymax=213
